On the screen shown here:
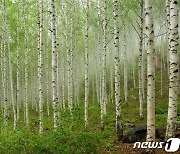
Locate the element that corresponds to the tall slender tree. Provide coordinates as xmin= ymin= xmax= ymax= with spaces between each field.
xmin=24 ymin=0 xmax=29 ymax=127
xmin=139 ymin=0 xmax=144 ymax=120
xmin=37 ymin=0 xmax=44 ymax=133
xmin=145 ymin=0 xmax=156 ymax=144
xmin=61 ymin=3 xmax=66 ymax=110
xmin=2 ymin=0 xmax=8 ymax=126
xmin=113 ymin=0 xmax=123 ymax=141
xmin=65 ymin=2 xmax=73 ymax=117
xmin=46 ymin=39 xmax=50 ymax=116
xmin=50 ymin=0 xmax=59 ymax=130
xmin=166 ymin=0 xmax=170 ymax=74
xmin=7 ymin=25 xmax=16 ymax=129
xmin=45 ymin=1 xmax=50 ymax=117
xmin=84 ymin=0 xmax=89 ymax=128
xmin=97 ymin=0 xmax=104 ymax=130
xmin=69 ymin=0 xmax=75 ymax=116
xmin=165 ymin=0 xmax=179 ymax=139
xmin=101 ymin=0 xmax=107 ymax=130
xmin=16 ymin=1 xmax=20 ymax=122
xmin=122 ymin=20 xmax=128 ymax=104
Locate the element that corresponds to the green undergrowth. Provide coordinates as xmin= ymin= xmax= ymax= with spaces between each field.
xmin=0 ymin=71 xmax=180 ymax=153
xmin=0 ymin=127 xmax=101 ymax=154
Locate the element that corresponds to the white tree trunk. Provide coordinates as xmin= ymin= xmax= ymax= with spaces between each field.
xmin=84 ymin=0 xmax=89 ymax=128
xmin=16 ymin=1 xmax=20 ymax=122
xmin=166 ymin=0 xmax=179 ymax=139
xmin=101 ymin=0 xmax=107 ymax=130
xmin=139 ymin=0 xmax=144 ymax=120
xmin=57 ymin=49 xmax=60 ymax=112
xmin=145 ymin=0 xmax=156 ymax=143
xmin=56 ymin=7 xmax=61 ymax=114
xmin=97 ymin=0 xmax=104 ymax=130
xmin=37 ymin=0 xmax=43 ymax=133
xmin=50 ymin=0 xmax=59 ymax=130
xmin=166 ymin=0 xmax=170 ymax=75
xmin=24 ymin=1 xmax=29 ymax=127
xmin=0 ymin=37 xmax=3 ymax=111
xmin=2 ymin=0 xmax=8 ymax=127
xmin=69 ymin=0 xmax=75 ymax=116
xmin=46 ymin=39 xmax=50 ymax=116
xmin=142 ymin=38 xmax=146 ymax=100
xmin=61 ymin=3 xmax=66 ymax=110
xmin=160 ymin=36 xmax=163 ymax=97
xmin=64 ymin=3 xmax=73 ymax=116
xmin=61 ymin=50 xmax=66 ymax=110
xmin=94 ymin=49 xmax=99 ymax=104
xmin=73 ymin=33 xmax=79 ymax=107
xmin=110 ymin=62 xmax=114 ymax=104
xmin=3 ymin=43 xmax=8 ymax=126
xmin=133 ymin=61 xmax=136 ymax=88
xmin=113 ymin=0 xmax=123 ymax=141
xmin=123 ymin=23 xmax=128 ymax=103
xmin=45 ymin=1 xmax=50 ymax=116
xmin=8 ymin=26 xmax=16 ymax=130
xmin=60 ymin=12 xmax=65 ymax=109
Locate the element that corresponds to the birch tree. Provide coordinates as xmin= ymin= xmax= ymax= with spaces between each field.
xmin=37 ymin=0 xmax=43 ymax=133
xmin=45 ymin=1 xmax=50 ymax=116
xmin=8 ymin=26 xmax=16 ymax=129
xmin=101 ymin=0 xmax=107 ymax=130
xmin=122 ymin=21 xmax=128 ymax=104
xmin=16 ymin=1 xmax=20 ymax=122
xmin=145 ymin=0 xmax=156 ymax=143
xmin=24 ymin=1 xmax=29 ymax=127
xmin=97 ymin=0 xmax=104 ymax=130
xmin=113 ymin=0 xmax=123 ymax=141
xmin=69 ymin=0 xmax=75 ymax=115
xmin=139 ymin=0 xmax=144 ymax=120
xmin=61 ymin=3 xmax=66 ymax=110
xmin=50 ymin=0 xmax=59 ymax=130
xmin=46 ymin=40 xmax=50 ymax=116
xmin=84 ymin=0 xmax=89 ymax=128
xmin=65 ymin=3 xmax=73 ymax=116
xmin=2 ymin=0 xmax=8 ymax=126
xmin=166 ymin=0 xmax=170 ymax=74
xmin=166 ymin=0 xmax=179 ymax=139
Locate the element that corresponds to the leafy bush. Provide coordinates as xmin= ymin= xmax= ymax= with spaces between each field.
xmin=0 ymin=127 xmax=100 ymax=154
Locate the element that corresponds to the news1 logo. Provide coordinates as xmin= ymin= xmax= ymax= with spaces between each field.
xmin=133 ymin=138 xmax=180 ymax=152
xmin=165 ymin=138 xmax=180 ymax=152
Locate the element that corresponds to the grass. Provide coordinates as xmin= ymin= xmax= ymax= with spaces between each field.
xmin=0 ymin=70 xmax=179 ymax=153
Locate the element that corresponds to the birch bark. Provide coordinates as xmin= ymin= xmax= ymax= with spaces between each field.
xmin=37 ymin=0 xmax=44 ymax=133
xmin=145 ymin=0 xmax=156 ymax=143
xmin=84 ymin=0 xmax=89 ymax=128
xmin=16 ymin=1 xmax=20 ymax=122
xmin=113 ymin=0 xmax=123 ymax=141
xmin=24 ymin=1 xmax=29 ymax=127
xmin=139 ymin=0 xmax=144 ymax=120
xmin=50 ymin=0 xmax=59 ymax=130
xmin=8 ymin=26 xmax=16 ymax=129
xmin=101 ymin=0 xmax=107 ymax=130
xmin=2 ymin=0 xmax=8 ymax=126
xmin=123 ymin=22 xmax=128 ymax=103
xmin=166 ymin=0 xmax=179 ymax=139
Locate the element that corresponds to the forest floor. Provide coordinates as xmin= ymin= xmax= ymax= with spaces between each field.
xmin=0 ymin=71 xmax=180 ymax=153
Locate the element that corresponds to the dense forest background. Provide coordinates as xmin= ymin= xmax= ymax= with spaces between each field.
xmin=0 ymin=0 xmax=179 ymax=153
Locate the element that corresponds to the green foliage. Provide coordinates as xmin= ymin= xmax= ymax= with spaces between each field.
xmin=0 ymin=127 xmax=100 ymax=154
